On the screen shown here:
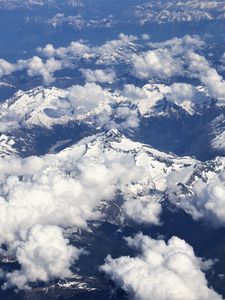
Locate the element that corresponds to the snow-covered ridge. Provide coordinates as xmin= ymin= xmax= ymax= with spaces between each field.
xmin=0 ymin=133 xmax=17 ymax=157
xmin=122 ymin=83 xmax=213 ymax=116
xmin=0 ymin=85 xmax=112 ymax=130
xmin=62 ymin=129 xmax=197 ymax=196
xmin=0 ymin=82 xmax=216 ymax=132
xmin=133 ymin=0 xmax=225 ymax=25
xmin=0 ymin=0 xmax=83 ymax=9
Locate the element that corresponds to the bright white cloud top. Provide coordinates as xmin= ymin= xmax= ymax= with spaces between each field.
xmin=101 ymin=233 xmax=222 ymax=300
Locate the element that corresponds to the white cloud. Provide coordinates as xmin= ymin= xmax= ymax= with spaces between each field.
xmin=132 ymin=50 xmax=183 ymax=79
xmin=3 ymin=225 xmax=81 ymax=290
xmin=95 ymin=33 xmax=137 ymax=55
xmin=131 ymin=35 xmax=204 ymax=80
xmin=122 ymin=198 xmax=162 ymax=225
xmin=0 ymin=56 xmax=62 ymax=85
xmin=2 ymin=34 xmax=224 ymax=95
xmin=148 ymin=35 xmax=205 ymax=55
xmin=187 ymin=51 xmax=225 ymax=99
xmin=80 ymin=68 xmax=116 ymax=83
xmin=141 ymin=34 xmax=150 ymax=40
xmin=0 ymin=59 xmax=16 ymax=77
xmin=114 ymin=106 xmax=140 ymax=129
xmin=178 ymin=170 xmax=225 ymax=226
xmin=169 ymin=83 xmax=195 ymax=103
xmin=122 ymin=84 xmax=148 ymax=100
xmin=67 ymin=82 xmax=108 ymax=114
xmin=37 ymin=41 xmax=90 ymax=58
xmin=167 ymin=83 xmax=198 ymax=111
xmin=101 ymin=233 xmax=221 ymax=300
xmin=0 ymin=145 xmax=143 ymax=245
xmin=26 ymin=56 xmax=62 ymax=84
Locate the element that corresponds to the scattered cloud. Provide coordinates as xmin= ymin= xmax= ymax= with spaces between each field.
xmin=101 ymin=233 xmax=221 ymax=300
xmin=0 ymin=56 xmax=62 ymax=85
xmin=67 ymin=82 xmax=108 ymax=114
xmin=80 ymin=68 xmax=116 ymax=83
xmin=122 ymin=198 xmax=162 ymax=225
xmin=148 ymin=35 xmax=205 ymax=55
xmin=37 ymin=33 xmax=137 ymax=65
xmin=26 ymin=56 xmax=62 ymax=85
xmin=37 ymin=41 xmax=90 ymax=58
xmin=122 ymin=84 xmax=149 ymax=100
xmin=3 ymin=225 xmax=82 ymax=289
xmin=187 ymin=51 xmax=225 ymax=99
xmin=1 ymin=33 xmax=224 ymax=101
xmin=178 ymin=170 xmax=225 ymax=226
xmin=0 ymin=59 xmax=16 ymax=77
xmin=0 ymin=33 xmax=137 ymax=84
xmin=132 ymin=49 xmax=183 ymax=79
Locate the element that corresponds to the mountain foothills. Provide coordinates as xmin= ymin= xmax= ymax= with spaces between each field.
xmin=0 ymin=1 xmax=225 ymax=300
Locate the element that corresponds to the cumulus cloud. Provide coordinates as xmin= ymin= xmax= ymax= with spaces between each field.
xmin=0 ymin=56 xmax=62 ymax=85
xmin=148 ymin=35 xmax=205 ymax=55
xmin=131 ymin=35 xmax=205 ymax=80
xmin=169 ymin=83 xmax=195 ymax=102
xmin=80 ymin=68 xmax=116 ymax=83
xmin=121 ymin=82 xmax=211 ymax=115
xmin=114 ymin=106 xmax=140 ymax=129
xmin=1 ymin=34 xmax=223 ymax=93
xmin=187 ymin=51 xmax=225 ymax=99
xmin=0 ymin=33 xmax=138 ymax=84
xmin=0 ymin=40 xmax=90 ymax=84
xmin=37 ymin=41 xmax=90 ymax=58
xmin=133 ymin=34 xmax=225 ymax=101
xmin=132 ymin=50 xmax=183 ymax=79
xmin=178 ymin=170 xmax=225 ymax=226
xmin=94 ymin=104 xmax=140 ymax=131
xmin=0 ymin=59 xmax=16 ymax=77
xmin=0 ymin=143 xmax=144 ymax=244
xmin=26 ymin=56 xmax=62 ymax=84
xmin=67 ymin=82 xmax=108 ymax=114
xmin=122 ymin=84 xmax=148 ymax=100
xmin=96 ymin=33 xmax=137 ymax=52
xmin=167 ymin=83 xmax=197 ymax=110
xmin=122 ymin=198 xmax=162 ymax=225
xmin=101 ymin=233 xmax=221 ymax=300
xmin=3 ymin=225 xmax=81 ymax=289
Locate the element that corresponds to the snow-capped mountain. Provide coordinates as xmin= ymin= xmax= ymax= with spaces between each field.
xmin=1 ymin=83 xmax=224 ymax=161
xmin=0 ymin=83 xmax=216 ymax=130
xmin=69 ymin=128 xmax=196 ymax=194
xmin=0 ymin=1 xmax=225 ymax=297
xmin=0 ymin=0 xmax=83 ymax=9
xmin=132 ymin=0 xmax=225 ymax=25
xmin=0 ymin=85 xmax=111 ymax=130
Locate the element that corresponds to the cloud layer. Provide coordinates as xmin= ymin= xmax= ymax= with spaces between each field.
xmin=0 ymin=132 xmax=163 ymax=289
xmin=0 ymin=33 xmax=225 ymax=104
